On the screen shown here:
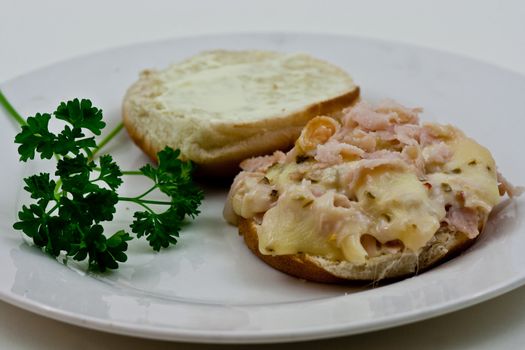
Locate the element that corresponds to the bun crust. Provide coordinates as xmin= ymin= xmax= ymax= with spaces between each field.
xmin=122 ymin=50 xmax=359 ymax=176
xmin=239 ymin=218 xmax=475 ymax=283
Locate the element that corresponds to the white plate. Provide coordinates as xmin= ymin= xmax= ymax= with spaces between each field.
xmin=0 ymin=33 xmax=524 ymax=344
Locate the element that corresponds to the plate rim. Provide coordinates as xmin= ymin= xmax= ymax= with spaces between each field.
xmin=2 ymin=30 xmax=524 ymax=89
xmin=1 ymin=271 xmax=524 ymax=344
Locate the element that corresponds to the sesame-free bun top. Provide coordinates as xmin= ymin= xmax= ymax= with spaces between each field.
xmin=122 ymin=50 xmax=359 ymax=176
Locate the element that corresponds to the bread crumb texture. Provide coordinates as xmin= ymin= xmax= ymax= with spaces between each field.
xmin=123 ymin=50 xmax=358 ymax=175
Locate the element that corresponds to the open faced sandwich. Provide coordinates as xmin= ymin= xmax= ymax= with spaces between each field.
xmin=224 ymin=100 xmax=519 ymax=283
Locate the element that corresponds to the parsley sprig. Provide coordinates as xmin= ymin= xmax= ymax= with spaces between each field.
xmin=1 ymin=93 xmax=203 ymax=271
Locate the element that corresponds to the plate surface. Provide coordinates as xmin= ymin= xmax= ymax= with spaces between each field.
xmin=0 ymin=33 xmax=524 ymax=344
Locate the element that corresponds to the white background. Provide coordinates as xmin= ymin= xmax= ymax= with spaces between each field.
xmin=1 ymin=0 xmax=524 ymax=348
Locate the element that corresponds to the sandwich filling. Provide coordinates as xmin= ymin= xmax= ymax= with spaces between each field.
xmin=224 ymin=100 xmax=511 ymax=264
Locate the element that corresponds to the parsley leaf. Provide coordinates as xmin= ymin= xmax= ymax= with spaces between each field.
xmin=131 ymin=208 xmax=183 ymax=251
xmin=129 ymin=147 xmax=204 ymax=250
xmin=83 ymin=188 xmax=119 ymax=222
xmin=97 ymin=155 xmax=123 ymax=190
xmin=23 ymin=173 xmax=57 ymax=205
xmin=141 ymin=147 xmax=203 ymax=218
xmin=13 ymin=204 xmax=48 ymax=246
xmin=15 ymin=113 xmax=55 ymax=161
xmin=7 ymin=98 xmax=203 ymax=272
xmin=54 ymin=99 xmax=105 ymax=135
xmin=54 ymin=125 xmax=96 ymax=157
xmin=70 ymin=226 xmax=132 ymax=271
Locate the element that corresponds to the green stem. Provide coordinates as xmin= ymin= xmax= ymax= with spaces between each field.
xmin=0 ymin=90 xmax=26 ymax=126
xmin=126 ymin=200 xmax=156 ymax=214
xmin=92 ymin=168 xmax=142 ymax=176
xmin=118 ymin=197 xmax=171 ymax=206
xmin=53 ymin=179 xmax=63 ymax=201
xmin=90 ymin=122 xmax=124 ymax=160
xmin=121 ymin=170 xmax=143 ymax=175
xmin=133 ymin=185 xmax=158 ymax=200
xmin=47 ymin=203 xmax=60 ymax=216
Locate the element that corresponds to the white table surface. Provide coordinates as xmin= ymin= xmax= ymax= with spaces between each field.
xmin=1 ymin=0 xmax=524 ymax=348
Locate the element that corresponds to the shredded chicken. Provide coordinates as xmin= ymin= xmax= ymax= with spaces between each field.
xmin=446 ymin=207 xmax=480 ymax=239
xmin=240 ymin=151 xmax=286 ymax=172
xmin=497 ymin=171 xmax=525 ymax=197
xmin=422 ymin=142 xmax=453 ymax=165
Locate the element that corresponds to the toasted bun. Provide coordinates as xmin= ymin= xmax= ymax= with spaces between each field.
xmin=122 ymin=50 xmax=359 ymax=176
xmin=238 ymin=218 xmax=474 ymax=283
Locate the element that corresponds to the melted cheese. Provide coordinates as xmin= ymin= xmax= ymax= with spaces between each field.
xmin=428 ymin=137 xmax=500 ymax=212
xmin=259 ymin=165 xmax=445 ymax=263
xmin=258 ymin=185 xmax=345 ymax=260
xmin=355 ymin=168 xmax=444 ymax=251
xmin=230 ymin=123 xmax=501 ymax=265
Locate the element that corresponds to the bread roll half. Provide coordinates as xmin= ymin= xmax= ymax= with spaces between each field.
xmin=239 ymin=218 xmax=473 ymax=283
xmin=123 ymin=50 xmax=359 ymax=176
xmin=225 ymin=101 xmax=507 ymax=283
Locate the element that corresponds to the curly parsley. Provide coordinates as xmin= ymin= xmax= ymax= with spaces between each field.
xmin=1 ymin=93 xmax=203 ymax=271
